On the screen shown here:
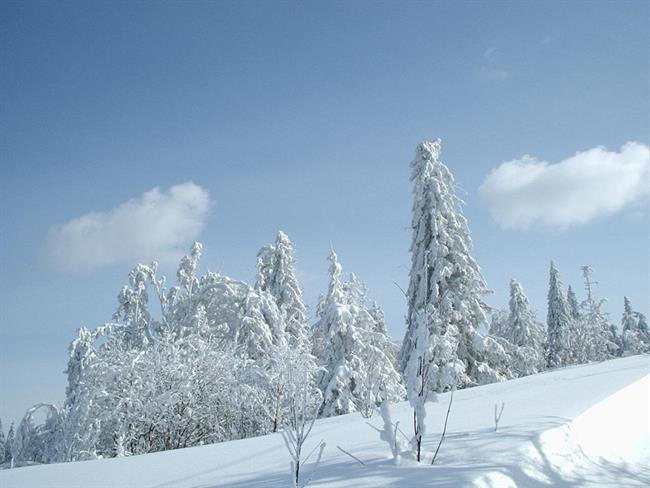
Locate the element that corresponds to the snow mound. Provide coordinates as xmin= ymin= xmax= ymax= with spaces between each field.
xmin=476 ymin=373 xmax=650 ymax=487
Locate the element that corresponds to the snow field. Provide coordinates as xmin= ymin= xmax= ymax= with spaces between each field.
xmin=1 ymin=355 xmax=647 ymax=488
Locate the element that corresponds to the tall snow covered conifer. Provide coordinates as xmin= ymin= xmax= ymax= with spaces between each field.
xmin=546 ymin=261 xmax=572 ymax=367
xmin=399 ymin=139 xmax=491 ymax=391
xmin=256 ymin=231 xmax=309 ymax=350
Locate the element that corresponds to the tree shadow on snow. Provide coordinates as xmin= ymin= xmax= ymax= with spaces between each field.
xmin=170 ymin=418 xmax=648 ymax=488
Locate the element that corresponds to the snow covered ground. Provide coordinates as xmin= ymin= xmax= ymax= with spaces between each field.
xmin=2 ymin=355 xmax=648 ymax=488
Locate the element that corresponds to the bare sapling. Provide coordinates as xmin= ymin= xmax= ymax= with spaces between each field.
xmin=431 ymin=387 xmax=454 ymax=465
xmin=281 ymin=354 xmax=325 ymax=488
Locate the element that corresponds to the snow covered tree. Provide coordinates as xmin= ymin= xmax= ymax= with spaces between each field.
xmin=621 ymin=296 xmax=650 ymax=355
xmin=353 ymin=302 xmax=405 ymax=417
xmin=633 ymin=312 xmax=650 ymax=353
xmin=258 ymin=342 xmax=320 ymax=432
xmin=507 ymin=280 xmax=544 ymax=351
xmin=399 ymin=139 xmax=496 ymax=391
xmin=113 ymin=264 xmax=155 ymax=348
xmin=620 ymin=296 xmax=635 ymax=333
xmin=368 ymin=300 xmax=402 ymax=369
xmin=279 ymin=347 xmax=325 ymax=488
xmin=579 ymin=266 xmax=617 ymax=361
xmin=489 ymin=280 xmax=545 ymax=376
xmin=404 ymin=317 xmax=432 ymax=461
xmin=314 ymin=251 xmax=403 ymax=417
xmin=161 ymin=244 xmax=285 ymax=359
xmin=5 ymin=423 xmax=15 ymax=467
xmin=399 ymin=140 xmax=508 ymax=461
xmin=489 ymin=308 xmax=509 ymax=339
xmin=14 ymin=404 xmax=64 ymax=465
xmin=43 ymin=242 xmax=316 ymax=461
xmin=565 ymin=284 xmax=590 ymax=362
xmin=546 ymin=261 xmax=573 ymax=368
xmin=0 ymin=418 xmax=5 ymax=465
xmin=57 ymin=326 xmax=102 ymax=461
xmin=313 ymin=250 xmax=359 ymax=416
xmin=256 ymin=231 xmax=310 ymax=350
xmin=367 ymin=301 xmax=386 ymax=335
xmin=65 ymin=327 xmax=95 ymax=410
xmin=567 ymin=286 xmax=581 ymax=321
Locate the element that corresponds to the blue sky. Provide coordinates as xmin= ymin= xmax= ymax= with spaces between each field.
xmin=1 ymin=1 xmax=648 ymax=425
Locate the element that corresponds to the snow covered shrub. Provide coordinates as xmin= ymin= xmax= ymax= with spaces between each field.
xmin=13 ymin=241 xmax=330 ymax=463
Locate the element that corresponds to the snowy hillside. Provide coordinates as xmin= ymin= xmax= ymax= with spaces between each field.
xmin=2 ymin=355 xmax=648 ymax=488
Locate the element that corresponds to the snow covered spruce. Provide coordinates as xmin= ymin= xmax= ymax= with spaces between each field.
xmin=4 ymin=139 xmax=646 ymax=471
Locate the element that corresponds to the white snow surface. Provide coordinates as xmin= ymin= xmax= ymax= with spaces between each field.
xmin=2 ymin=355 xmax=648 ymax=488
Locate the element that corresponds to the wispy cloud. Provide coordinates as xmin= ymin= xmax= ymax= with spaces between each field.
xmin=478 ymin=142 xmax=650 ymax=230
xmin=49 ymin=182 xmax=211 ymax=271
xmin=483 ymin=47 xmax=498 ymax=62
xmin=478 ymin=47 xmax=509 ymax=82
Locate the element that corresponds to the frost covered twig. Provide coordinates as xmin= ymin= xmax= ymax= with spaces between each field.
xmin=494 ymin=402 xmax=505 ymax=432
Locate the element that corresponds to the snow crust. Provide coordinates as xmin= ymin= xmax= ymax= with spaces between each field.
xmin=2 ymin=355 xmax=647 ymax=488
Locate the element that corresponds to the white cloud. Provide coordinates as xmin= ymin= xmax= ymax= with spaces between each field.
xmin=478 ymin=142 xmax=650 ymax=230
xmin=49 ymin=182 xmax=211 ymax=271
